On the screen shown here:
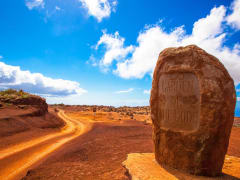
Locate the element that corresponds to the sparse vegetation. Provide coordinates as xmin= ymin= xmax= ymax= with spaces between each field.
xmin=0 ymin=89 xmax=30 ymax=100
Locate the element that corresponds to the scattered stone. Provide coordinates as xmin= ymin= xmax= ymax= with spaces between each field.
xmin=143 ymin=120 xmax=148 ymax=125
xmin=150 ymin=45 xmax=236 ymax=176
xmin=18 ymin=105 xmax=27 ymax=109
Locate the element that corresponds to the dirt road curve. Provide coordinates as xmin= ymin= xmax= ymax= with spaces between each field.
xmin=0 ymin=110 xmax=92 ymax=180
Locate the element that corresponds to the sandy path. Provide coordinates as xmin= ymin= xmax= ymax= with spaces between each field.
xmin=0 ymin=110 xmax=92 ymax=180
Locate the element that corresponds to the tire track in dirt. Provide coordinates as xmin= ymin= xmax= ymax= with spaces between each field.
xmin=0 ymin=110 xmax=92 ymax=180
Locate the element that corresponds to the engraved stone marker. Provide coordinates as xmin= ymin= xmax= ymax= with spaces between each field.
xmin=158 ymin=72 xmax=200 ymax=131
xmin=150 ymin=45 xmax=236 ymax=176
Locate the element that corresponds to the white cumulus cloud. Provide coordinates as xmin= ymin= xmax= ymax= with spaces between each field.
xmin=114 ymin=88 xmax=134 ymax=94
xmin=94 ymin=4 xmax=240 ymax=84
xmin=96 ymin=31 xmax=134 ymax=67
xmin=26 ymin=0 xmax=45 ymax=10
xmin=55 ymin=6 xmax=61 ymax=11
xmin=79 ymin=0 xmax=117 ymax=22
xmin=25 ymin=0 xmax=117 ymax=22
xmin=226 ymin=0 xmax=240 ymax=29
xmin=143 ymin=90 xmax=150 ymax=94
xmin=0 ymin=62 xmax=87 ymax=97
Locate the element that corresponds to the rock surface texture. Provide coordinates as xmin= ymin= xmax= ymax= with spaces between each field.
xmin=150 ymin=45 xmax=236 ymax=176
xmin=123 ymin=153 xmax=240 ymax=180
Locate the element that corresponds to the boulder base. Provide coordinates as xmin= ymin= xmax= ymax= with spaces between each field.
xmin=122 ymin=153 xmax=240 ymax=180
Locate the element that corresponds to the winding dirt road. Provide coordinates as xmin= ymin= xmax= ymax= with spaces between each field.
xmin=0 ymin=110 xmax=92 ymax=180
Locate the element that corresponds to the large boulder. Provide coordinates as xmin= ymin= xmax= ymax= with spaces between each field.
xmin=150 ymin=45 xmax=236 ymax=176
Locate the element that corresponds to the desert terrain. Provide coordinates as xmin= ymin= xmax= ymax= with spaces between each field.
xmin=1 ymin=0 xmax=240 ymax=179
xmin=23 ymin=106 xmax=240 ymax=179
xmin=0 ymin=90 xmax=239 ymax=180
xmin=0 ymin=90 xmax=90 ymax=180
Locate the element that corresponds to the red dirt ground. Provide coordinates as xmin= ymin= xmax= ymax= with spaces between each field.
xmin=22 ymin=111 xmax=240 ymax=180
xmin=227 ymin=127 xmax=240 ymax=157
xmin=0 ymin=107 xmax=64 ymax=155
xmin=23 ymin=120 xmax=153 ymax=180
xmin=0 ymin=106 xmax=64 ymax=138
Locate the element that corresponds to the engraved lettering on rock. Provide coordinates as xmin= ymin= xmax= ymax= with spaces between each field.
xmin=158 ymin=73 xmax=200 ymax=131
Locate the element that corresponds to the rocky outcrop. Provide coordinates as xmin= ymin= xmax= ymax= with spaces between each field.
xmin=0 ymin=95 xmax=48 ymax=115
xmin=0 ymin=90 xmax=64 ymax=137
xmin=150 ymin=45 xmax=236 ymax=176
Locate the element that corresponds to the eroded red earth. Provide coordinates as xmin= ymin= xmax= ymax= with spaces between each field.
xmin=23 ymin=110 xmax=240 ymax=180
xmin=0 ymin=104 xmax=239 ymax=180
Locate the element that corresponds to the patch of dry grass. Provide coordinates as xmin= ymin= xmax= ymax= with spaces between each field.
xmin=0 ymin=89 xmax=30 ymax=100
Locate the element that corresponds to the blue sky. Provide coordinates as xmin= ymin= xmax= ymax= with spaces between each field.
xmin=0 ymin=0 xmax=240 ymax=115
